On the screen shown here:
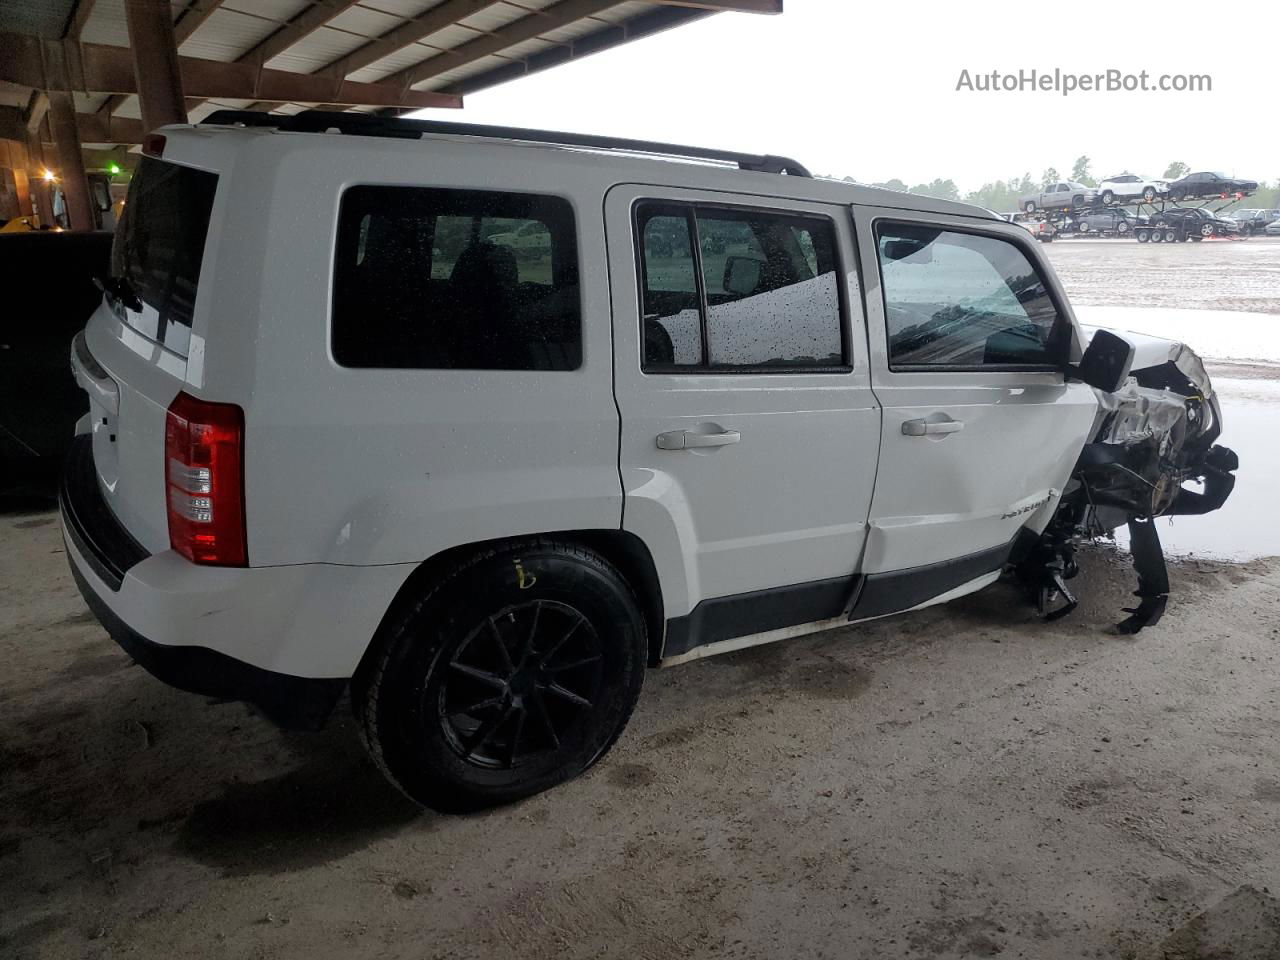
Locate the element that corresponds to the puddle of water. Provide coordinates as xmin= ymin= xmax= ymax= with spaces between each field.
xmin=1070 ymin=306 xmax=1280 ymax=561
xmin=1074 ymin=306 xmax=1280 ymax=364
xmin=1112 ymin=377 xmax=1278 ymax=562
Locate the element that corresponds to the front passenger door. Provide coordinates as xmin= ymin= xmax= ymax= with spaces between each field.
xmin=848 ymin=208 xmax=1099 ymax=617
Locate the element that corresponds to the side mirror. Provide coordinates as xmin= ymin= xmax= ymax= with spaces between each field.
xmin=1073 ymin=329 xmax=1135 ymax=393
xmin=722 ymin=255 xmax=763 ymax=297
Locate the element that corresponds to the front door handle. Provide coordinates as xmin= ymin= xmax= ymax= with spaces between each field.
xmin=902 ymin=418 xmax=964 ymax=437
xmin=656 ymin=428 xmax=741 ymax=450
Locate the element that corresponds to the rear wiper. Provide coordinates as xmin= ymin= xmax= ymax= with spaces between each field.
xmin=94 ymin=275 xmax=143 ymax=312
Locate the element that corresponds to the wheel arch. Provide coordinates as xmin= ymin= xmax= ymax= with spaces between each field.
xmin=353 ymin=529 xmax=668 ymax=684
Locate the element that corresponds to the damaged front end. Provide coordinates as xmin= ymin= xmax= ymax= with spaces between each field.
xmin=1022 ymin=336 xmax=1238 ymax=632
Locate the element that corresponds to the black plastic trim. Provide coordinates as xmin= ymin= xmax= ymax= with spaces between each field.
xmin=201 ymin=110 xmax=811 ymax=178
xmin=59 ymin=435 xmax=149 ymax=591
xmin=662 ymin=575 xmax=855 ymax=659
xmin=66 ymin=559 xmax=346 ymax=731
xmin=849 ymin=538 xmax=1016 ymax=621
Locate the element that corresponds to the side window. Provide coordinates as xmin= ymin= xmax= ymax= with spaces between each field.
xmin=875 ymin=223 xmax=1063 ymax=370
xmin=638 ymin=207 xmax=702 ymax=366
xmin=332 ymin=186 xmax=580 ymax=370
xmin=636 ymin=201 xmax=845 ymax=372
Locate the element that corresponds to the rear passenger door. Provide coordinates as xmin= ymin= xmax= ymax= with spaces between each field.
xmin=848 ymin=207 xmax=1098 ymax=617
xmin=605 ymin=186 xmax=880 ymax=657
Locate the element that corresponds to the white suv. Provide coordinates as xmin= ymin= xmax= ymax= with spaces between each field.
xmin=62 ymin=112 xmax=1237 ymax=811
xmin=1096 ymin=174 xmax=1169 ymax=205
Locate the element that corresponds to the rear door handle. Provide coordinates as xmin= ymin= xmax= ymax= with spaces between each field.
xmin=656 ymin=428 xmax=741 ymax=450
xmin=902 ymin=418 xmax=964 ymax=437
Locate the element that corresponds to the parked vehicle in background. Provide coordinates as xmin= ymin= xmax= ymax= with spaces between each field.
xmin=1152 ymin=206 xmax=1240 ymax=238
xmin=1019 ymin=181 xmax=1097 ymax=212
xmin=1097 ymin=174 xmax=1167 ymax=205
xmin=1166 ymin=171 xmax=1259 ymax=201
xmin=1266 ymin=219 xmax=1280 ymax=237
xmin=1224 ymin=209 xmax=1280 ymax=235
xmin=1000 ymin=211 xmax=1057 ymax=241
xmin=1 ymin=216 xmax=39 ymax=233
xmin=1071 ymin=208 xmax=1146 ymax=236
xmin=1 ymin=231 xmax=112 ymax=496
xmin=61 ymin=111 xmax=1236 ymax=811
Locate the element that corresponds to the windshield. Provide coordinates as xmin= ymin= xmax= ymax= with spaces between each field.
xmin=110 ymin=157 xmax=218 ymax=358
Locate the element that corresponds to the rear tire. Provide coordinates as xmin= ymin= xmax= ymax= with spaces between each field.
xmin=1137 ymin=230 xmax=1149 ymax=242
xmin=1143 ymin=187 xmax=1157 ymax=202
xmin=353 ymin=542 xmax=647 ymax=811
xmin=1024 ymin=201 xmax=1036 ymax=214
xmin=1151 ymin=230 xmax=1163 ymax=243
xmin=1164 ymin=229 xmax=1177 ymax=243
xmin=1101 ymin=190 xmax=1114 ymax=205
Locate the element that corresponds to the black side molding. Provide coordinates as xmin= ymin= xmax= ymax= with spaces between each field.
xmin=660 ymin=534 xmax=1027 ymax=660
xmin=661 ymin=575 xmax=854 ymax=659
xmin=848 ymin=538 xmax=1018 ymax=622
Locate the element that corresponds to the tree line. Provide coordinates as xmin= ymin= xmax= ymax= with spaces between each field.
xmin=835 ymin=157 xmax=1280 ymax=212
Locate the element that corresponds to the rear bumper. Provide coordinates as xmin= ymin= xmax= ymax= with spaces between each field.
xmin=58 ymin=435 xmax=407 ymax=730
xmin=66 ymin=558 xmax=345 ymax=730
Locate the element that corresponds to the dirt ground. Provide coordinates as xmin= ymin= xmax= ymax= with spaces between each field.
xmin=4 ymin=506 xmax=1280 ymax=959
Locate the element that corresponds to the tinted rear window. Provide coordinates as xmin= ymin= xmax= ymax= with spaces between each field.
xmin=110 ymin=157 xmax=217 ymax=358
xmin=332 ymin=186 xmax=581 ymax=370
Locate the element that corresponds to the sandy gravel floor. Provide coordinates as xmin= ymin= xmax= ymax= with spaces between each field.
xmin=4 ymin=507 xmax=1280 ymax=960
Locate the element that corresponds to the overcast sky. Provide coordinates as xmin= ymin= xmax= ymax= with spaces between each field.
xmin=409 ymin=0 xmax=1276 ymax=192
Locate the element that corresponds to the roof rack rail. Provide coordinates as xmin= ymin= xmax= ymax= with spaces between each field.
xmin=200 ymin=109 xmax=812 ymax=178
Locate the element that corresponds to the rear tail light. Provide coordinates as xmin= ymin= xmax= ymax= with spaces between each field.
xmin=165 ymin=392 xmax=247 ymax=566
xmin=142 ymin=133 xmax=166 ymax=157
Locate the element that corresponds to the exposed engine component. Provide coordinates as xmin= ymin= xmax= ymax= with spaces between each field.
xmin=1020 ymin=340 xmax=1238 ymax=632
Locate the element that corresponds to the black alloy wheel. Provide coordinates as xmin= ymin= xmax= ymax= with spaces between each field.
xmin=437 ymin=599 xmax=604 ymax=770
xmin=354 ymin=542 xmax=647 ymax=811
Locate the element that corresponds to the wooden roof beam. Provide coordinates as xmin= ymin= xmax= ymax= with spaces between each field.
xmin=0 ymin=33 xmax=463 ymax=109
xmin=648 ymin=0 xmax=782 ymax=11
xmin=384 ymin=0 xmax=626 ymax=90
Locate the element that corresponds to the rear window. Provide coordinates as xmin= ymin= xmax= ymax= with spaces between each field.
xmin=332 ymin=186 xmax=581 ymax=370
xmin=110 ymin=157 xmax=217 ymax=358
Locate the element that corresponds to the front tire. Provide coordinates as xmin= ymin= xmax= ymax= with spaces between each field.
xmin=1101 ymin=190 xmax=1114 ymax=205
xmin=1143 ymin=187 xmax=1157 ymax=202
xmin=354 ymin=542 xmax=647 ymax=811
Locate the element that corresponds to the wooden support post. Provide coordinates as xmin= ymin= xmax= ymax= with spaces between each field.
xmin=47 ymin=91 xmax=95 ymax=230
xmin=125 ymin=0 xmax=188 ymax=133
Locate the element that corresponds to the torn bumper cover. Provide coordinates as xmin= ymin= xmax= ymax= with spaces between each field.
xmin=1028 ymin=338 xmax=1238 ymax=632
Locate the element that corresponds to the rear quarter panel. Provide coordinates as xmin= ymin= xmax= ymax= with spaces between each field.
xmin=193 ymin=134 xmax=623 ymax=568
